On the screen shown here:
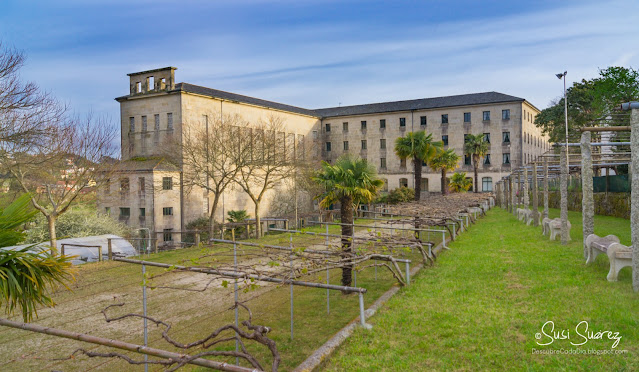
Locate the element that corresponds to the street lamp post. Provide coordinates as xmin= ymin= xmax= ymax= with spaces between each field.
xmin=556 ymin=71 xmax=569 ymax=168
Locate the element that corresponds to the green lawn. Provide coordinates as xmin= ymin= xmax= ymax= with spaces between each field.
xmin=323 ymin=208 xmax=639 ymax=371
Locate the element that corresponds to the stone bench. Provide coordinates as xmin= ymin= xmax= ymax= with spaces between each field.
xmin=548 ymin=218 xmax=571 ymax=241
xmin=517 ymin=208 xmax=526 ymax=221
xmin=585 ymin=234 xmax=632 ymax=281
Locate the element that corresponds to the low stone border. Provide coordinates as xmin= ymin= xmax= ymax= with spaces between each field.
xmin=293 ymin=239 xmax=450 ymax=372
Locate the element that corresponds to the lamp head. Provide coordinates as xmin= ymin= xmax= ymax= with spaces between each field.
xmin=556 ymin=71 xmax=567 ymax=79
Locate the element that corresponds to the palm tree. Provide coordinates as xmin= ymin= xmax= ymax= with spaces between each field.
xmin=429 ymin=148 xmax=460 ymax=195
xmin=449 ymin=172 xmax=472 ymax=193
xmin=0 ymin=194 xmax=75 ymax=321
xmin=463 ymin=134 xmax=489 ymax=193
xmin=313 ymin=155 xmax=383 ymax=288
xmin=394 ymin=131 xmax=443 ymax=200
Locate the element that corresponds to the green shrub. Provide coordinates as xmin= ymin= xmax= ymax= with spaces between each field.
xmin=375 ymin=187 xmax=414 ymax=204
xmin=24 ymin=208 xmax=133 ymax=244
xmin=450 ymin=172 xmax=472 ymax=193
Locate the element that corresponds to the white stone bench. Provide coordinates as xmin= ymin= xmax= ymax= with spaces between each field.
xmin=585 ymin=234 xmax=632 ymax=281
xmin=548 ymin=218 xmax=571 ymax=241
xmin=542 ymin=217 xmax=551 ymax=235
xmin=517 ymin=208 xmax=526 ymax=221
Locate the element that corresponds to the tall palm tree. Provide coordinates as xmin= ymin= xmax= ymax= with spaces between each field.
xmin=0 ymin=194 xmax=75 ymax=321
xmin=394 ymin=131 xmax=443 ymax=200
xmin=463 ymin=134 xmax=489 ymax=193
xmin=313 ymin=155 xmax=383 ymax=288
xmin=429 ymin=148 xmax=460 ymax=195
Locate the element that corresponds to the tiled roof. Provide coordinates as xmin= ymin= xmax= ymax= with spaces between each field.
xmin=175 ymin=83 xmax=319 ymax=117
xmin=313 ymin=91 xmax=525 ymax=118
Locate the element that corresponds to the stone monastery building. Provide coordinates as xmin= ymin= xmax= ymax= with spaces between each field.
xmin=98 ymin=67 xmax=549 ymax=243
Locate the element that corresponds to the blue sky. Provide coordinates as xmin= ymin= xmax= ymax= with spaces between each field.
xmin=1 ymin=0 xmax=637 ymax=121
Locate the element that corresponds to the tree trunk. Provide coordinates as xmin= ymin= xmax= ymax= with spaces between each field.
xmin=254 ymin=203 xmax=261 ymax=238
xmin=414 ymin=155 xmax=421 ymax=201
xmin=47 ymin=215 xmax=58 ymax=255
xmin=441 ymin=169 xmax=448 ymax=195
xmin=340 ymin=195 xmax=354 ymax=289
xmin=473 ymin=155 xmax=479 ymax=193
xmin=208 ymin=194 xmax=220 ymax=241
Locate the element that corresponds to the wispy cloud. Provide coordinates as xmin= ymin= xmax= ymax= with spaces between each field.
xmin=0 ymin=0 xmax=637 ymax=121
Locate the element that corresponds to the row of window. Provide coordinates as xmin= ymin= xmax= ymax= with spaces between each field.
xmin=326 ymin=131 xmax=513 ymax=152
xmin=378 ymin=176 xmax=494 ymax=192
xmin=107 ymin=176 xmax=174 ymax=193
xmin=129 ymin=113 xmax=173 ymax=133
xmin=324 ymin=110 xmax=512 ymax=133
xmin=373 ymin=151 xmax=511 ymax=171
xmin=111 ymin=206 xmax=173 ymax=218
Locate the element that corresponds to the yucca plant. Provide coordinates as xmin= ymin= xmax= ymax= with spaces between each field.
xmin=449 ymin=172 xmax=472 ymax=193
xmin=313 ymin=155 xmax=383 ymax=287
xmin=0 ymin=194 xmax=75 ymax=322
xmin=0 ymin=248 xmax=75 ymax=322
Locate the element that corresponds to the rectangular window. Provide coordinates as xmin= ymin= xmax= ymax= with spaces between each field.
xmin=129 ymin=117 xmax=135 ymax=132
xmin=484 ymin=133 xmax=490 ymax=143
xmin=441 ymin=114 xmax=448 ymax=124
xmin=380 ymin=157 xmax=387 ymax=169
xmin=154 ymin=114 xmax=160 ymax=131
xmin=380 ymin=139 xmax=386 ymax=149
xmin=120 ymin=178 xmax=130 ymax=192
xmin=343 ymin=122 xmax=348 ymax=132
xmin=482 ymin=177 xmax=493 ymax=192
xmin=483 ymin=111 xmax=490 ymax=121
xmin=442 ymin=135 xmax=449 ymax=146
xmin=484 ymin=154 xmax=491 ymax=165
xmin=464 ymin=155 xmax=471 ymax=165
xmin=503 ymin=153 xmax=511 ymax=164
xmin=399 ymin=117 xmax=406 ymax=127
xmin=464 ymin=112 xmax=471 ymax=123
xmin=138 ymin=177 xmax=145 ymax=193
xmin=105 ymin=207 xmax=110 ymax=215
xmin=326 ymin=142 xmax=331 ymax=152
xmin=142 ymin=116 xmax=147 ymax=132
xmin=361 ymin=140 xmax=367 ymax=150
xmin=420 ymin=116 xmax=427 ymax=126
xmin=119 ymin=207 xmax=130 ymax=217
xmin=502 ymin=109 xmax=510 ymax=120
xmin=139 ymin=208 xmax=146 ymax=217
xmin=163 ymin=207 xmax=173 ymax=216
xmin=325 ymin=123 xmax=331 ymax=132
xmin=312 ymin=130 xmax=318 ymax=139
xmin=502 ymin=131 xmax=510 ymax=143
xmin=167 ymin=113 xmax=173 ymax=129
xmin=163 ymin=229 xmax=173 ymax=242
xmin=380 ymin=119 xmax=386 ymax=129
xmin=162 ymin=177 xmax=173 ymax=190
xmin=361 ymin=121 xmax=367 ymax=130
xmin=104 ymin=179 xmax=110 ymax=194
xmin=400 ymin=158 xmax=407 ymax=168
xmin=343 ymin=141 xmax=349 ymax=151
xmin=464 ymin=134 xmax=469 ymax=143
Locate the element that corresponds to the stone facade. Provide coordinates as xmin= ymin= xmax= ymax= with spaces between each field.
xmin=97 ymin=67 xmax=549 ymax=242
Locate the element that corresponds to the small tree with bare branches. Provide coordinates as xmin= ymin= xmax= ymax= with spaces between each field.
xmin=0 ymin=115 xmax=118 ymax=252
xmin=232 ymin=115 xmax=300 ymax=237
xmin=165 ymin=111 xmax=246 ymax=238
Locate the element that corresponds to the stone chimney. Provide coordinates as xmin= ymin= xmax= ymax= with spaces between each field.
xmin=127 ymin=67 xmax=177 ymax=95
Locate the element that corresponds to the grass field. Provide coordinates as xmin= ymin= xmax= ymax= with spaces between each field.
xmin=0 ymin=219 xmax=442 ymax=371
xmin=323 ymin=208 xmax=639 ymax=371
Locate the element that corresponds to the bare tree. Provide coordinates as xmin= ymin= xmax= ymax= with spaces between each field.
xmin=232 ymin=115 xmax=300 ymax=237
xmin=0 ymin=115 xmax=118 ymax=253
xmin=165 ymin=111 xmax=245 ymax=237
xmin=0 ymin=42 xmax=65 ymax=149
